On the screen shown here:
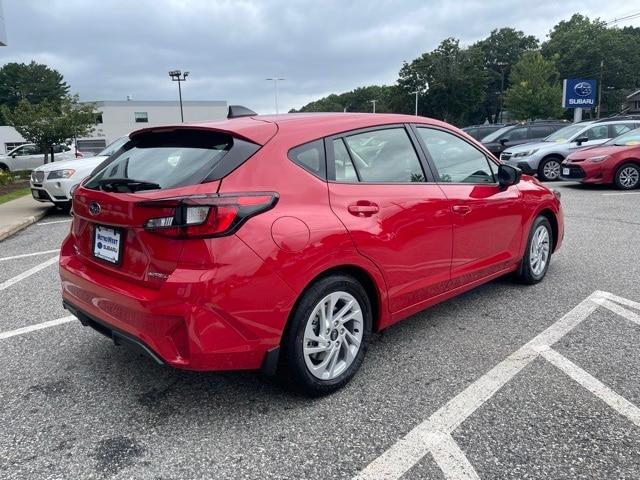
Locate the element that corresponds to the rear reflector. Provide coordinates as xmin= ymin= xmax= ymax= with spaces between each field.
xmin=139 ymin=192 xmax=278 ymax=238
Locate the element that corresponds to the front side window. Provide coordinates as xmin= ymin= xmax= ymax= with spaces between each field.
xmin=134 ymin=112 xmax=148 ymax=123
xmin=506 ymin=127 xmax=528 ymax=141
xmin=584 ymin=125 xmax=609 ymax=141
xmin=341 ymin=128 xmax=425 ymax=183
xmin=417 ymin=127 xmax=496 ymax=184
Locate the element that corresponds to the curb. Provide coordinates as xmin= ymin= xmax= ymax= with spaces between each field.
xmin=0 ymin=210 xmax=49 ymax=242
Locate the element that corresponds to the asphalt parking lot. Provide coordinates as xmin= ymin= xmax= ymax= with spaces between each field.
xmin=1 ymin=184 xmax=639 ymax=480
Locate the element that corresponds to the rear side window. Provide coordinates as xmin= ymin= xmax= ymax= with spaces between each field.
xmin=289 ymin=139 xmax=326 ymax=178
xmin=85 ymin=130 xmax=242 ymax=192
xmin=341 ymin=128 xmax=425 ymax=183
xmin=610 ymin=123 xmax=635 ymax=137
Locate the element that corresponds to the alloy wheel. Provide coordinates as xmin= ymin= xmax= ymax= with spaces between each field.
xmin=303 ymin=291 xmax=364 ymax=380
xmin=543 ymin=160 xmax=561 ymax=180
xmin=530 ymin=225 xmax=550 ymax=276
xmin=619 ymin=166 xmax=640 ymax=189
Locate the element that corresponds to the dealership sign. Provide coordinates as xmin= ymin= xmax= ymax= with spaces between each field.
xmin=562 ymin=79 xmax=597 ymax=108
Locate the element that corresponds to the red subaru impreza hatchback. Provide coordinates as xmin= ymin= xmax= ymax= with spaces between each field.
xmin=60 ymin=111 xmax=563 ymax=395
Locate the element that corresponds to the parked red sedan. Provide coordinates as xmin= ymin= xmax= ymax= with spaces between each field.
xmin=561 ymin=127 xmax=640 ymax=189
xmin=59 ymin=111 xmax=563 ymax=395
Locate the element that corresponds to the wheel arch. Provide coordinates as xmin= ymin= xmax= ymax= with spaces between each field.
xmin=281 ymin=264 xmax=384 ymax=351
xmin=0 ymin=162 xmax=9 ymax=172
xmin=537 ymin=208 xmax=559 ymax=252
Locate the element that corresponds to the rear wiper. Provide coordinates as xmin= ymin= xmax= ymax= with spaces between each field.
xmin=95 ymin=178 xmax=161 ymax=192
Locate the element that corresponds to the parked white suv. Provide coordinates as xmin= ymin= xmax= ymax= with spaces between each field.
xmin=30 ymin=136 xmax=128 ymax=210
xmin=500 ymin=118 xmax=640 ymax=180
xmin=0 ymin=143 xmax=81 ymax=172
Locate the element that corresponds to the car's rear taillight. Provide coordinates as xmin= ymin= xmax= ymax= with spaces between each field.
xmin=139 ymin=192 xmax=279 ymax=238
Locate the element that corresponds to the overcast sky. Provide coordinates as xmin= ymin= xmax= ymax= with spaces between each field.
xmin=1 ymin=0 xmax=639 ymax=114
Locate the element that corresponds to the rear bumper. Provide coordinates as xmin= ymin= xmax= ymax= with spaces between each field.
xmin=59 ymin=235 xmax=296 ymax=372
xmin=64 ymin=300 xmax=165 ymax=365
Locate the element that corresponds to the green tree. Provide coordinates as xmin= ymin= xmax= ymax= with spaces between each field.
xmin=474 ymin=28 xmax=539 ymax=122
xmin=0 ymin=62 xmax=69 ymax=113
xmin=504 ymin=52 xmax=564 ymax=120
xmin=3 ymin=95 xmax=98 ymax=163
xmin=292 ymin=85 xmax=397 ymax=113
xmin=542 ymin=14 xmax=640 ymax=115
xmin=397 ymin=38 xmax=487 ymax=125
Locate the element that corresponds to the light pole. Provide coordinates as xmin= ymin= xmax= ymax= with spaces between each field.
xmin=266 ymin=77 xmax=285 ymax=114
xmin=370 ymin=99 xmax=377 ymax=113
xmin=410 ymin=91 xmax=419 ymax=116
xmin=169 ymin=70 xmax=189 ymax=122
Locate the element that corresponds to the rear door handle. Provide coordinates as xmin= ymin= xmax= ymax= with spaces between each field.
xmin=452 ymin=205 xmax=471 ymax=215
xmin=348 ymin=202 xmax=379 ymax=217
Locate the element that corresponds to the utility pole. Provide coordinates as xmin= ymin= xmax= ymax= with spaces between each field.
xmin=370 ymin=99 xmax=377 ymax=113
xmin=169 ymin=70 xmax=189 ymax=122
xmin=266 ymin=77 xmax=285 ymax=114
xmin=597 ymin=59 xmax=604 ymax=119
xmin=410 ymin=91 xmax=419 ymax=116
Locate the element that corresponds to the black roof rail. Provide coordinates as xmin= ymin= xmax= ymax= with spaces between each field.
xmin=228 ymin=105 xmax=257 ymax=119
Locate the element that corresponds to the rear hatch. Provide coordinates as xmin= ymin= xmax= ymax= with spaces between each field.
xmin=69 ymin=127 xmax=265 ymax=288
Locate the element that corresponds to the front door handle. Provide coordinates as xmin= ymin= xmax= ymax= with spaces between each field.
xmin=348 ymin=202 xmax=379 ymax=217
xmin=452 ymin=205 xmax=472 ymax=215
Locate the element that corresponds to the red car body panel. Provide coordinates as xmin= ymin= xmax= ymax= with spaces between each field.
xmin=563 ymin=144 xmax=640 ymax=185
xmin=59 ymin=113 xmax=563 ymax=371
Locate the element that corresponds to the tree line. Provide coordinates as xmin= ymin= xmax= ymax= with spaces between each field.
xmin=291 ymin=14 xmax=640 ymax=126
xmin=0 ymin=61 xmax=98 ymax=162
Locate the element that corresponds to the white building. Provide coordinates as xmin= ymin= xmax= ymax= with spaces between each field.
xmin=0 ymin=100 xmax=228 ymax=154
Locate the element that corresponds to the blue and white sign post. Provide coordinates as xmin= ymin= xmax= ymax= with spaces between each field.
xmin=562 ymin=79 xmax=597 ymax=122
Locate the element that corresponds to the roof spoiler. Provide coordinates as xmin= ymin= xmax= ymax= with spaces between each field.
xmin=228 ymin=105 xmax=257 ymax=119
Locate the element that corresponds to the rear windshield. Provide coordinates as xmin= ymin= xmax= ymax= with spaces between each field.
xmin=84 ymin=130 xmax=233 ymax=192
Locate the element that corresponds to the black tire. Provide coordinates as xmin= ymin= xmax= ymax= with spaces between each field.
xmin=537 ymin=156 xmax=563 ymax=181
xmin=614 ymin=163 xmax=640 ymax=190
xmin=55 ymin=201 xmax=72 ymax=213
xmin=280 ymin=274 xmax=372 ymax=396
xmin=516 ymin=216 xmax=553 ymax=285
xmin=0 ymin=163 xmax=8 ymax=173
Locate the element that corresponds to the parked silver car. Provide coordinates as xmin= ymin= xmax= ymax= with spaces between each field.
xmin=500 ymin=118 xmax=640 ymax=180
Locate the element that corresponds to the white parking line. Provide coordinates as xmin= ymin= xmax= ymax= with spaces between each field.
xmin=602 ymin=192 xmax=640 ymax=196
xmin=0 ymin=256 xmax=59 ymax=291
xmin=0 ymin=249 xmax=60 ymax=262
xmin=541 ymin=348 xmax=640 ymax=428
xmin=0 ymin=316 xmax=76 ymax=340
xmin=354 ymin=290 xmax=640 ymax=480
xmin=37 ymin=219 xmax=72 ymax=225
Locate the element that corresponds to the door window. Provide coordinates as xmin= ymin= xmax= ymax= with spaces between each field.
xmin=341 ymin=128 xmax=425 ymax=183
xmin=505 ymin=127 xmax=527 ymax=141
xmin=530 ymin=126 xmax=556 ymax=138
xmin=610 ymin=123 xmax=635 ymax=137
xmin=333 ymin=139 xmax=358 ymax=182
xmin=583 ymin=125 xmax=609 ymax=141
xmin=417 ymin=127 xmax=497 ymax=184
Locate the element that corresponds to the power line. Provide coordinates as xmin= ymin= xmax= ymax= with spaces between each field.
xmin=606 ymin=10 xmax=640 ymax=25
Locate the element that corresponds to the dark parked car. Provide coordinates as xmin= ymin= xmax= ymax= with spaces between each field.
xmin=461 ymin=124 xmax=505 ymax=141
xmin=481 ymin=120 xmax=569 ymax=156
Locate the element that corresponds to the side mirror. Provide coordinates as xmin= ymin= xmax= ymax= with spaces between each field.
xmin=575 ymin=136 xmax=588 ymax=146
xmin=497 ymin=164 xmax=522 ymax=189
xmin=499 ymin=138 xmax=509 ymax=146
xmin=11 ymin=153 xmax=17 ymax=158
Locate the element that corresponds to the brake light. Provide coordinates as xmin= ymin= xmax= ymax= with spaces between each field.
xmin=140 ymin=192 xmax=279 ymax=238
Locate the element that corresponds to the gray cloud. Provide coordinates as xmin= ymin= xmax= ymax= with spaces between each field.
xmin=1 ymin=0 xmax=638 ymax=113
